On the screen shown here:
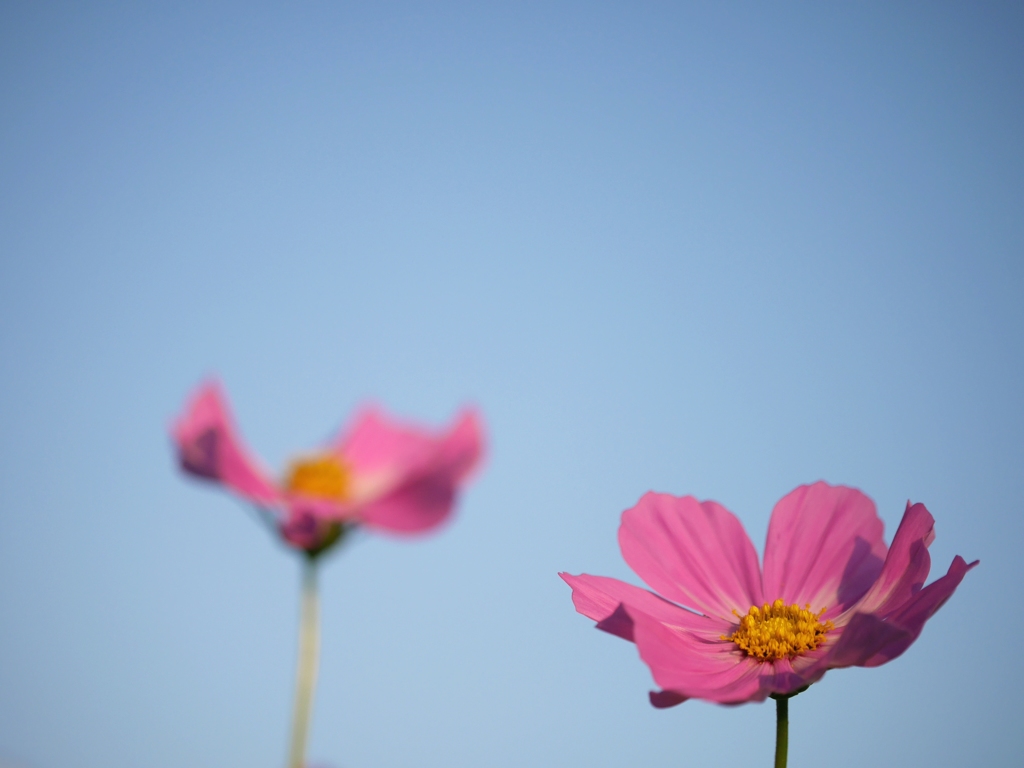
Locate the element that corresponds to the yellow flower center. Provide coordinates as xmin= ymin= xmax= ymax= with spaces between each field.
xmin=724 ymin=598 xmax=833 ymax=663
xmin=284 ymin=454 xmax=352 ymax=502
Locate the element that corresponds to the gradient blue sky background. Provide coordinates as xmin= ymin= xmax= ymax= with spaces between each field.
xmin=1 ymin=3 xmax=1022 ymax=767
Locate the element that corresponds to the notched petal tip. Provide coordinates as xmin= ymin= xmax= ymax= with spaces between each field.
xmin=559 ymin=572 xmax=637 ymax=641
xmin=905 ymin=501 xmax=937 ymax=548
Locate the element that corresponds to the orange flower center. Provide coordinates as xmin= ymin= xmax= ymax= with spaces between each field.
xmin=284 ymin=454 xmax=352 ymax=502
xmin=724 ymin=598 xmax=833 ymax=663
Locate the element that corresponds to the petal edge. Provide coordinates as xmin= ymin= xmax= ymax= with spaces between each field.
xmin=171 ymin=381 xmax=279 ymax=505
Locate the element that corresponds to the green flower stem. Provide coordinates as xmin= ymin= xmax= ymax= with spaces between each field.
xmin=287 ymin=557 xmax=321 ymax=768
xmin=774 ymin=695 xmax=789 ymax=768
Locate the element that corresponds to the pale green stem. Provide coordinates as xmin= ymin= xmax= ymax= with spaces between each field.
xmin=774 ymin=695 xmax=789 ymax=768
xmin=287 ymin=557 xmax=320 ymax=768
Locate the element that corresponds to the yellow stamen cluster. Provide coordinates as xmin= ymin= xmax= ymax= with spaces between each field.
xmin=724 ymin=598 xmax=833 ymax=663
xmin=284 ymin=455 xmax=351 ymax=502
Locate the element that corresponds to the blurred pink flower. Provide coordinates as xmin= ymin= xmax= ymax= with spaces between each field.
xmin=172 ymin=380 xmax=485 ymax=553
xmin=561 ymin=482 xmax=976 ymax=706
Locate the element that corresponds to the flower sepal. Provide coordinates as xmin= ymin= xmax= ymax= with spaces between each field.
xmin=303 ymin=521 xmax=350 ymax=560
xmin=278 ymin=507 xmax=353 ymax=559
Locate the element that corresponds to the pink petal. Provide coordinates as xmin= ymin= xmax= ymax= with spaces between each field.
xmin=887 ymin=554 xmax=977 ymax=624
xmin=648 ymin=690 xmax=688 ymax=708
xmin=171 ymin=381 xmax=279 ymax=505
xmin=628 ymin=607 xmax=767 ymax=704
xmin=336 ymin=406 xmax=444 ymax=475
xmin=844 ymin=501 xmax=935 ymax=618
xmin=618 ymin=493 xmax=764 ymax=621
xmin=559 ymin=573 xmax=727 ymax=642
xmin=356 ymin=409 xmax=485 ymax=533
xmin=762 ymin=482 xmax=886 ymax=616
xmin=822 ymin=555 xmax=977 ymax=669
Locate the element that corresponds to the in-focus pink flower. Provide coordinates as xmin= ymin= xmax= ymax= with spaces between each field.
xmin=172 ymin=380 xmax=485 ymax=554
xmin=561 ymin=482 xmax=976 ymax=706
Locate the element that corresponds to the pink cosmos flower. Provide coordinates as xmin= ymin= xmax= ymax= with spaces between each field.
xmin=172 ymin=380 xmax=485 ymax=554
xmin=561 ymin=482 xmax=976 ymax=706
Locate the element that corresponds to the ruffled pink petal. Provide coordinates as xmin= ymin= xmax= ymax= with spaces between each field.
xmin=842 ymin=501 xmax=935 ymax=619
xmin=762 ymin=482 xmax=887 ymax=616
xmin=171 ymin=381 xmax=279 ymax=505
xmin=559 ymin=573 xmax=727 ymax=642
xmin=820 ymin=555 xmax=977 ymax=669
xmin=628 ymin=607 xmax=766 ymax=704
xmin=886 ymin=555 xmax=977 ymax=625
xmin=618 ymin=493 xmax=764 ymax=621
xmin=356 ymin=409 xmax=485 ymax=533
xmin=814 ymin=613 xmax=914 ymax=670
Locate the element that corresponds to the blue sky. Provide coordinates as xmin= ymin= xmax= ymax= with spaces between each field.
xmin=1 ymin=3 xmax=1021 ymax=767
